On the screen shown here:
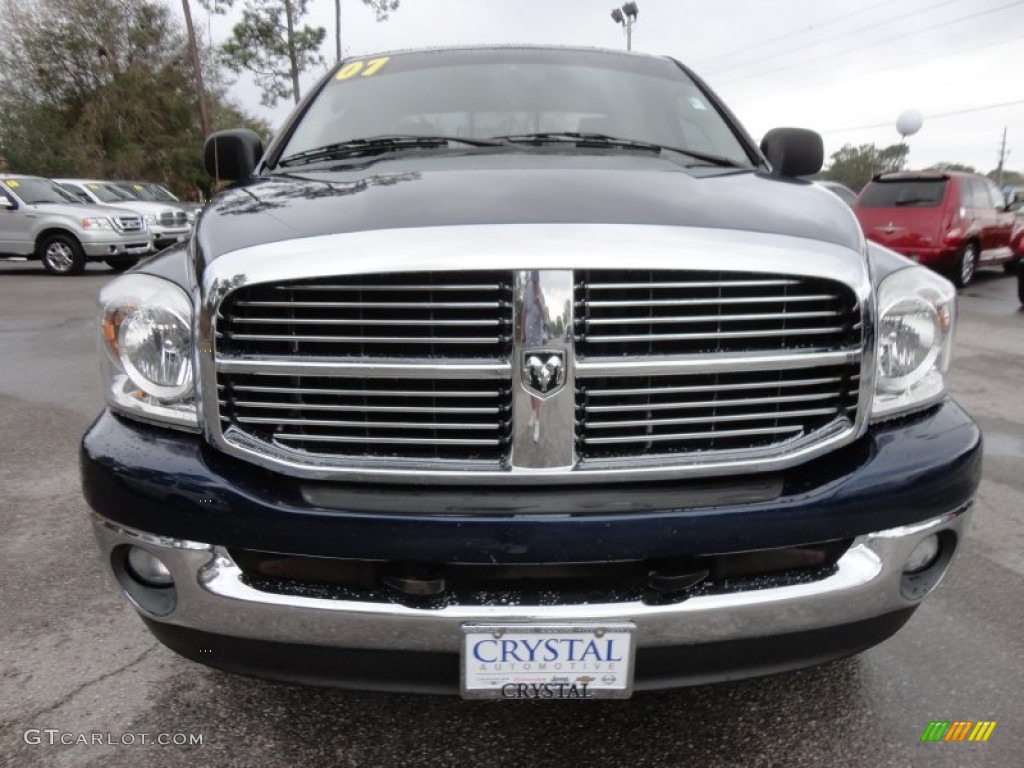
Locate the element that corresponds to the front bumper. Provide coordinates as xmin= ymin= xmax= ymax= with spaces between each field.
xmin=93 ymin=504 xmax=966 ymax=656
xmin=81 ymin=236 xmax=153 ymax=258
xmin=81 ymin=399 xmax=981 ymax=689
xmin=151 ymin=227 xmax=191 ymax=250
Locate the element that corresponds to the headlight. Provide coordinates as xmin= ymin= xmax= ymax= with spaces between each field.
xmin=872 ymin=267 xmax=956 ymax=421
xmin=98 ymin=274 xmax=198 ymax=431
xmin=144 ymin=214 xmax=157 ymax=225
xmin=82 ymin=217 xmax=113 ymax=229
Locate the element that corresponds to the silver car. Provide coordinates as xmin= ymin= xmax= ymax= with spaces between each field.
xmin=56 ymin=179 xmax=192 ymax=251
xmin=0 ymin=174 xmax=153 ymax=275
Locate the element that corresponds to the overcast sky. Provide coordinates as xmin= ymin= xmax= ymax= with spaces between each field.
xmin=189 ymin=0 xmax=1024 ymax=174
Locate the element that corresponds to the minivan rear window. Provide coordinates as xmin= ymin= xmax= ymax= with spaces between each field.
xmin=859 ymin=179 xmax=947 ymax=208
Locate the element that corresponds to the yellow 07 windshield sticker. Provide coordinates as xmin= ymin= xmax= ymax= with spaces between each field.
xmin=4 ymin=179 xmax=19 ymax=188
xmin=335 ymin=56 xmax=390 ymax=81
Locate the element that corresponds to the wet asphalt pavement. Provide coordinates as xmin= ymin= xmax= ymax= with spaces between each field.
xmin=1 ymin=260 xmax=1022 ymax=768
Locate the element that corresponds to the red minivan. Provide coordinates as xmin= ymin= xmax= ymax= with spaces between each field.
xmin=855 ymin=171 xmax=1022 ymax=287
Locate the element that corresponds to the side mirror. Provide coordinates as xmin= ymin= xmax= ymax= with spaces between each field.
xmin=0 ymin=196 xmax=14 ymax=209
xmin=760 ymin=127 xmax=824 ymax=178
xmin=204 ymin=129 xmax=264 ymax=182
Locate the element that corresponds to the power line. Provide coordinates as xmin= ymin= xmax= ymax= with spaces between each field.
xmin=820 ymin=99 xmax=1024 ymax=134
xmin=725 ymin=31 xmax=1024 ymax=102
xmin=691 ymin=0 xmax=897 ymax=68
xmin=703 ymin=0 xmax=964 ymax=76
xmin=712 ymin=0 xmax=1024 ymax=86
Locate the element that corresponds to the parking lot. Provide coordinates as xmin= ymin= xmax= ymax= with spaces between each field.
xmin=1 ymin=260 xmax=1022 ymax=767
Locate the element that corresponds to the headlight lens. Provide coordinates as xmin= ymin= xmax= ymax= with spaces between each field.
xmin=82 ymin=217 xmax=113 ymax=229
xmin=98 ymin=274 xmax=198 ymax=430
xmin=872 ymin=267 xmax=956 ymax=421
xmin=144 ymin=214 xmax=157 ymax=225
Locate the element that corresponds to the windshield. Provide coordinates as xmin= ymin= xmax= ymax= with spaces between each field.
xmin=114 ymin=182 xmax=154 ymax=201
xmin=4 ymin=177 xmax=81 ymax=205
xmin=860 ymin=179 xmax=948 ymax=208
xmin=144 ymin=183 xmax=179 ymax=202
xmin=87 ymin=183 xmax=136 ymax=203
xmin=278 ymin=49 xmax=754 ymax=168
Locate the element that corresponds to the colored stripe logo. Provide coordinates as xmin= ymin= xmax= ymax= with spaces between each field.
xmin=921 ymin=721 xmax=997 ymax=742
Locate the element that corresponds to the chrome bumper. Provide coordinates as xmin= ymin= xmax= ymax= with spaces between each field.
xmin=82 ymin=239 xmax=153 ymax=257
xmin=92 ymin=506 xmax=969 ymax=652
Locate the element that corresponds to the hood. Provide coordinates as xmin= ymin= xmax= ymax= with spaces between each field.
xmin=93 ymin=200 xmax=181 ymax=217
xmin=32 ymin=202 xmax=144 ymax=220
xmin=195 ymin=152 xmax=865 ymax=270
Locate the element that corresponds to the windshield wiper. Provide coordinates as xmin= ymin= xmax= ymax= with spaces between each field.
xmin=490 ymin=132 xmax=745 ymax=168
xmin=278 ymin=134 xmax=505 ymax=167
xmin=893 ymin=198 xmax=937 ymax=206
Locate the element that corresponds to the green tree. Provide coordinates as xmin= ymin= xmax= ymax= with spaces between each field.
xmin=0 ymin=0 xmax=269 ymax=199
xmin=220 ymin=0 xmax=326 ymax=106
xmin=822 ymin=143 xmax=909 ymax=192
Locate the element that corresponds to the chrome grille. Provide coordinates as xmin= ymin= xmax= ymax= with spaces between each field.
xmin=158 ymin=210 xmax=188 ymax=227
xmin=112 ymin=215 xmax=145 ymax=233
xmin=218 ymin=372 xmax=512 ymax=462
xmin=575 ymin=270 xmax=860 ymax=357
xmin=208 ymin=257 xmax=866 ymax=481
xmin=576 ymin=365 xmax=860 ymax=460
xmin=218 ymin=272 xmax=514 ymax=359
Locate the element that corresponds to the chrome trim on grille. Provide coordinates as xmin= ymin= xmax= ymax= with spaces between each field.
xmin=196 ymin=224 xmax=874 ymax=484
xmin=511 ymin=269 xmax=576 ymax=469
xmin=112 ymin=215 xmax=145 ymax=233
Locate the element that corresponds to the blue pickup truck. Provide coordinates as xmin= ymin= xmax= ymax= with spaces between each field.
xmin=80 ymin=46 xmax=980 ymax=700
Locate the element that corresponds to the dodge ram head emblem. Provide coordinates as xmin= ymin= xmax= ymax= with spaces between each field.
xmin=522 ymin=351 xmax=565 ymax=397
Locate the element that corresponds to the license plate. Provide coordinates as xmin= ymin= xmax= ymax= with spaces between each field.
xmin=461 ymin=623 xmax=635 ymax=699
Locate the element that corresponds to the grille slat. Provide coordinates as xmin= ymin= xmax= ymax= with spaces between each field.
xmin=586 ymin=407 xmax=840 ymax=429
xmin=584 ymin=426 xmax=805 ymax=445
xmin=586 ymin=310 xmax=841 ymax=326
xmin=583 ymin=294 xmax=836 ymax=308
xmin=229 ymin=317 xmax=503 ymax=326
xmin=233 ymin=300 xmax=503 ymax=309
xmin=585 ymin=326 xmax=847 ymax=343
xmin=585 ymin=391 xmax=842 ymax=412
xmin=226 ymin=401 xmax=501 ymax=414
xmin=221 ymin=333 xmax=503 ymax=345
xmin=274 ymin=433 xmax=504 ymax=446
xmin=237 ymin=417 xmax=500 ymax=430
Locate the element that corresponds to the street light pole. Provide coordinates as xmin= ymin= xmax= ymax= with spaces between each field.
xmin=610 ymin=3 xmax=639 ymax=51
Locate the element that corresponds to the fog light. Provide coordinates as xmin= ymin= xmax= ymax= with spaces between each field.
xmin=904 ymin=534 xmax=940 ymax=574
xmin=126 ymin=546 xmax=173 ymax=587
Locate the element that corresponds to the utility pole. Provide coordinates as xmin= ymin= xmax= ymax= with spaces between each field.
xmin=335 ymin=0 xmax=342 ymax=64
xmin=995 ymin=126 xmax=1007 ymax=189
xmin=610 ymin=3 xmax=639 ymax=51
xmin=181 ymin=0 xmax=211 ymax=138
